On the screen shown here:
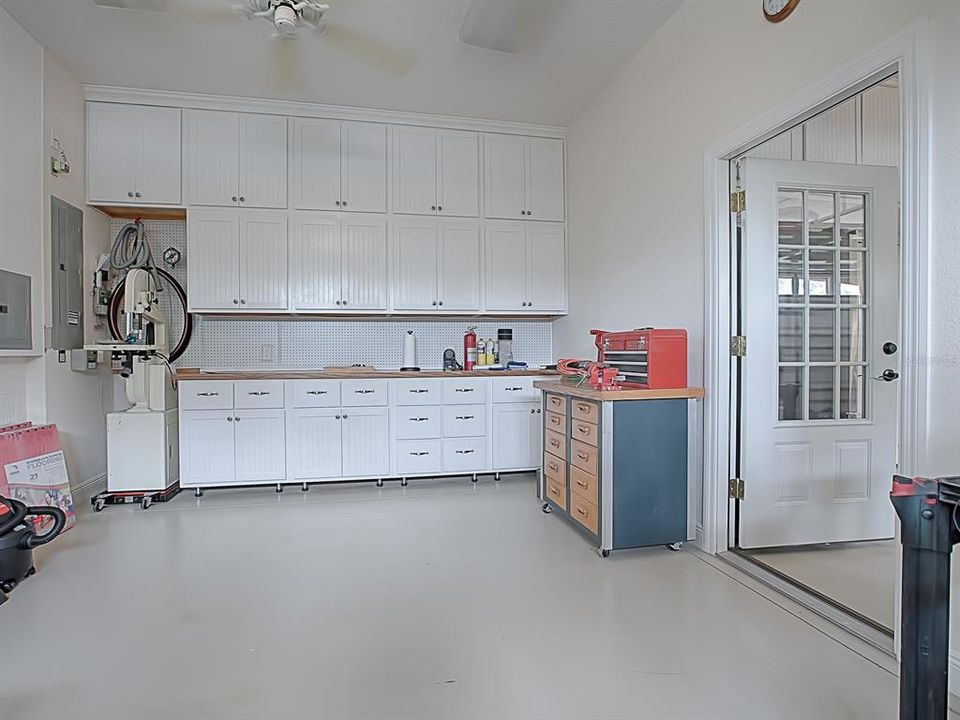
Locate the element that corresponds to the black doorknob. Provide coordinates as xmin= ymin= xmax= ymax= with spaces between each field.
xmin=877 ymin=369 xmax=900 ymax=382
xmin=883 ymin=341 xmax=898 ymax=355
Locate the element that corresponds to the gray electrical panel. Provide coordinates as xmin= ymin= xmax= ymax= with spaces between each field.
xmin=51 ymin=197 xmax=84 ymax=350
xmin=0 ymin=269 xmax=32 ymax=350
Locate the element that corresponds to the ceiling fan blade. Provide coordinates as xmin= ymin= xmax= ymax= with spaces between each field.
xmin=320 ymin=23 xmax=416 ymax=77
xmin=95 ymin=0 xmax=170 ymax=11
xmin=270 ymin=35 xmax=305 ymax=92
xmin=165 ymin=0 xmax=250 ymax=21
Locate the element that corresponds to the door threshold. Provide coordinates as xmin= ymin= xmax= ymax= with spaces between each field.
xmin=717 ymin=550 xmax=895 ymax=657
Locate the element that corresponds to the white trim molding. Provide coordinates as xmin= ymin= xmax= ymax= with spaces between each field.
xmin=951 ymin=651 xmax=960 ymax=707
xmin=699 ymin=20 xmax=931 ymax=556
xmin=82 ymin=85 xmax=567 ymax=139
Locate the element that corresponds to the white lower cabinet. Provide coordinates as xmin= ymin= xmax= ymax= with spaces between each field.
xmin=235 ymin=409 xmax=286 ymax=483
xmin=180 ymin=411 xmax=237 ymax=486
xmin=491 ymin=402 xmax=541 ymax=470
xmin=443 ymin=437 xmax=486 ymax=473
xmin=396 ymin=439 xmax=442 ymax=475
xmin=341 ymin=407 xmax=390 ymax=477
xmin=287 ymin=408 xmax=343 ymax=480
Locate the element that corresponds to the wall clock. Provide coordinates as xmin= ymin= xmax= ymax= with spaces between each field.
xmin=764 ymin=0 xmax=800 ymax=23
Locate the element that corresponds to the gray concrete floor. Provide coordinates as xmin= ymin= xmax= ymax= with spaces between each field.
xmin=2 ymin=475 xmax=901 ymax=719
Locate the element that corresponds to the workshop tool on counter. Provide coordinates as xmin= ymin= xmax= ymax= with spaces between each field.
xmin=591 ymin=328 xmax=687 ymax=389
xmin=401 ymin=330 xmax=420 ymax=371
xmin=497 ymin=329 xmax=514 ymax=366
xmin=443 ymin=348 xmax=462 ymax=371
xmin=890 ymin=475 xmax=960 ymax=720
xmin=0 ymin=496 xmax=66 ymax=606
xmin=557 ymin=359 xmax=621 ymax=391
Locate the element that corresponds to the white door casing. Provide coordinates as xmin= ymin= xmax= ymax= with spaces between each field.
xmin=739 ymin=158 xmax=900 ymax=549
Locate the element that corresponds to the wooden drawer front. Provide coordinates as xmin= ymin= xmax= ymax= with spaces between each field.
xmin=544 ymin=429 xmax=566 ymax=459
xmin=545 ymin=478 xmax=566 ymax=510
xmin=395 ymin=378 xmax=443 ymax=406
xmin=545 ymin=393 xmax=566 ymax=415
xmin=340 ymin=379 xmax=389 ymax=407
xmin=569 ymin=439 xmax=598 ymax=475
xmin=570 ymin=493 xmax=599 ymax=535
xmin=571 ymin=419 xmax=598 ymax=447
xmin=442 ymin=378 xmax=487 ymax=405
xmin=543 ymin=453 xmax=565 ymax=483
xmin=396 ymin=439 xmax=442 ymax=475
xmin=396 ymin=406 xmax=442 ymax=440
xmin=490 ymin=376 xmax=538 ymax=403
xmin=442 ymin=437 xmax=486 ymax=473
xmin=545 ymin=411 xmax=565 ymax=433
xmin=289 ymin=379 xmax=340 ymax=408
xmin=442 ymin=405 xmax=486 ymax=438
xmin=234 ymin=380 xmax=285 ymax=409
xmin=180 ymin=381 xmax=234 ymax=410
xmin=571 ymin=399 xmax=599 ymax=425
xmin=570 ymin=465 xmax=598 ymax=506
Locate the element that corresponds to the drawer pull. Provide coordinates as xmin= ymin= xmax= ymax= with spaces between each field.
xmin=455 ymin=388 xmax=474 ymax=393
xmin=410 ymin=389 xmax=429 ymax=394
xmin=548 ymin=463 xmax=558 ymax=472
xmin=577 ymin=452 xmax=589 ymax=461
xmin=576 ymin=507 xmax=587 ymax=516
xmin=505 ymin=386 xmax=523 ymax=392
xmin=455 ymin=415 xmax=475 ymax=420
xmin=578 ymin=426 xmax=589 ymax=434
xmin=306 ymin=390 xmax=328 ymax=396
xmin=354 ymin=389 xmax=375 ymax=395
xmin=196 ymin=392 xmax=219 ymax=397
xmin=455 ymin=449 xmax=475 ymax=455
xmin=409 ymin=417 xmax=429 ymax=422
xmin=248 ymin=391 xmax=271 ymax=396
xmin=549 ymin=486 xmax=559 ymax=496
xmin=578 ymin=404 xmax=590 ymax=412
xmin=550 ymin=440 xmax=560 ymax=448
xmin=577 ymin=480 xmax=588 ymax=489
xmin=409 ymin=451 xmax=430 ymax=456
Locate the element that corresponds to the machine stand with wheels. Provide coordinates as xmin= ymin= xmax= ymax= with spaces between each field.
xmin=890 ymin=474 xmax=960 ymax=720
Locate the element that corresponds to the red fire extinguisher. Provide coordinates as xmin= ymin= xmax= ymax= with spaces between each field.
xmin=463 ymin=326 xmax=478 ymax=371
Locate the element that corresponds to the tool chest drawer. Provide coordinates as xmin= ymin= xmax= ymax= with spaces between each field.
xmin=396 ymin=406 xmax=442 ymax=440
xmin=571 ymin=399 xmax=599 ymax=425
xmin=490 ymin=376 xmax=538 ymax=403
xmin=180 ymin=381 xmax=234 ymax=410
xmin=289 ymin=380 xmax=340 ymax=408
xmin=569 ymin=439 xmax=598 ymax=476
xmin=545 ymin=411 xmax=565 ymax=433
xmin=396 ymin=439 xmax=442 ymax=474
xmin=544 ymin=429 xmax=566 ymax=459
xmin=570 ymin=465 xmax=598 ymax=505
xmin=442 ymin=378 xmax=487 ymax=404
xmin=545 ymin=477 xmax=566 ymax=510
xmin=341 ymin=379 xmax=389 ymax=407
xmin=395 ymin=378 xmax=443 ymax=406
xmin=570 ymin=493 xmax=598 ymax=535
xmin=442 ymin=405 xmax=486 ymax=438
xmin=543 ymin=453 xmax=566 ymax=483
xmin=442 ymin=437 xmax=486 ymax=473
xmin=545 ymin=393 xmax=566 ymax=415
xmin=571 ymin=418 xmax=598 ymax=447
xmin=234 ymin=380 xmax=285 ymax=409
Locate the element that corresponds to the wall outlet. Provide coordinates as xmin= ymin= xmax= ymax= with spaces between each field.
xmin=260 ymin=344 xmax=277 ymax=363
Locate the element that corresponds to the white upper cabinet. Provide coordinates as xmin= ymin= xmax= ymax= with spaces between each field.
xmin=291 ymin=118 xmax=386 ymax=213
xmin=485 ymin=221 xmax=565 ymax=313
xmin=87 ymin=102 xmax=181 ymax=205
xmin=239 ymin=211 xmax=288 ymax=310
xmin=291 ymin=212 xmax=387 ymax=312
xmin=484 ymin=134 xmax=564 ymax=221
xmin=392 ymin=218 xmax=481 ymax=312
xmin=393 ymin=127 xmax=479 ymax=217
xmin=186 ymin=110 xmax=287 ymax=208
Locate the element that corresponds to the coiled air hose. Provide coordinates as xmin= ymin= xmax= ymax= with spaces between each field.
xmin=110 ymin=220 xmax=161 ymax=289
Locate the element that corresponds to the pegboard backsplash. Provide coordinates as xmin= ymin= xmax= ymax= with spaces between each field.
xmin=109 ymin=219 xmax=554 ymax=370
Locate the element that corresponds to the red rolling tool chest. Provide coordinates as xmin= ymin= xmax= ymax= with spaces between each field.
xmin=590 ymin=328 xmax=688 ymax=389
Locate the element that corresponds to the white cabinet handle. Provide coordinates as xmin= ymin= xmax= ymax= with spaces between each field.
xmin=197 ymin=392 xmax=219 ymax=397
xmin=306 ymin=390 xmax=327 ymax=396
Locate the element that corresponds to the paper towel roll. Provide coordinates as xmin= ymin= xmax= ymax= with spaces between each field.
xmin=401 ymin=330 xmax=419 ymax=371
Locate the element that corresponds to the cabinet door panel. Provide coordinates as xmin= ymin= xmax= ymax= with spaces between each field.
xmin=292 ymin=118 xmax=341 ymax=211
xmin=393 ymin=220 xmax=438 ymax=311
xmin=239 ymin=211 xmax=288 ymax=310
xmin=342 ymin=217 xmax=387 ymax=310
xmin=437 ymin=131 xmax=479 ymax=217
xmin=187 ymin=110 xmax=239 ymax=206
xmin=137 ymin=106 xmax=182 ymax=204
xmin=341 ymin=407 xmax=389 ymax=477
xmin=342 ymin=122 xmax=386 ymax=213
xmin=484 ymin=222 xmax=526 ymax=311
xmin=180 ymin=411 xmax=235 ymax=486
xmin=239 ymin=113 xmax=288 ymax=208
xmin=393 ymin=126 xmax=437 ymax=215
xmin=287 ymin=408 xmax=342 ymax=480
xmin=484 ymin=135 xmax=526 ymax=220
xmin=437 ymin=221 xmax=481 ymax=311
xmin=291 ymin=213 xmax=341 ymax=311
xmin=86 ymin=103 xmax=138 ymax=203
xmin=187 ymin=209 xmax=240 ymax=310
xmin=492 ymin=403 xmax=539 ymax=470
xmin=526 ymin=138 xmax=564 ymax=221
xmin=526 ymin=224 xmax=566 ymax=313
xmin=235 ymin=409 xmax=286 ymax=483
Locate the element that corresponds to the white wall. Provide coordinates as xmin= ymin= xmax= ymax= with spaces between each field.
xmin=557 ymin=0 xmax=959 ymax=689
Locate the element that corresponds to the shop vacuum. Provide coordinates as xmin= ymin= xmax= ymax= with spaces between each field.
xmin=0 ymin=495 xmax=66 ymax=606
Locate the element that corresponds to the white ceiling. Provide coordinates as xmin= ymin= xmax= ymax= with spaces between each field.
xmin=0 ymin=0 xmax=681 ymax=127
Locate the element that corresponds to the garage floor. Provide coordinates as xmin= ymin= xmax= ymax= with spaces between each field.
xmin=2 ymin=475 xmax=903 ymax=720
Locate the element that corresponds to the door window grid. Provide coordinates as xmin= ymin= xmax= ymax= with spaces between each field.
xmin=776 ymin=189 xmax=869 ymax=422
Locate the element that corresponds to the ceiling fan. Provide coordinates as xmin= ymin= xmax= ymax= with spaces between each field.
xmin=94 ymin=0 xmax=416 ymax=80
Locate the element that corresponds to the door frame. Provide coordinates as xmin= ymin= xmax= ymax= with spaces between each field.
xmin=699 ymin=21 xmax=930 ymax=556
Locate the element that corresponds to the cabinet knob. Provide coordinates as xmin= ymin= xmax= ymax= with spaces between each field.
xmin=341 ymin=200 xmax=347 ymax=207
xmin=240 ymin=299 xmax=247 ymax=305
xmin=227 ymin=416 xmax=233 ymax=422
xmin=438 ymin=301 xmax=443 ymax=306
xmin=128 ymin=192 xmax=134 ymax=198
xmin=342 ymin=300 xmax=348 ymax=306
xmin=342 ymin=414 xmax=349 ymax=419
xmin=232 ymin=196 xmax=238 ymax=202
xmin=335 ymin=415 xmax=341 ymax=420
xmin=431 ymin=301 xmax=437 ymax=306
xmin=234 ymin=416 xmax=240 ymax=422
xmin=431 ymin=205 xmax=436 ymax=211
xmin=233 ymin=299 xmax=239 ymax=305
xmin=437 ymin=205 xmax=442 ymax=212
xmin=135 ymin=192 xmax=141 ymax=198
xmin=336 ymin=300 xmax=342 ymax=306
xmin=335 ymin=200 xmax=341 ymax=206
xmin=239 ymin=196 xmax=245 ymax=202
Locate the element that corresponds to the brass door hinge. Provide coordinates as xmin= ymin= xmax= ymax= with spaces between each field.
xmin=729 ymin=190 xmax=746 ymax=213
xmin=730 ymin=335 xmax=747 ymax=357
xmin=729 ymin=478 xmax=745 ymax=500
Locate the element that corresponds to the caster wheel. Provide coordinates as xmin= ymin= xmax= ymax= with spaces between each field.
xmin=0 ymin=581 xmax=14 ymax=594
xmin=93 ymin=498 xmax=106 ymax=512
xmin=667 ymin=542 xmax=683 ymax=552
xmin=276 ymin=484 xmax=284 ymax=493
xmin=376 ymin=479 xmax=384 ymax=488
xmin=301 ymin=483 xmax=309 ymax=492
xmin=140 ymin=497 xmax=152 ymax=510
xmin=541 ymin=503 xmax=552 ymax=514
xmin=495 ymin=473 xmax=501 ymax=482
xmin=597 ymin=548 xmax=610 ymax=558
xmin=400 ymin=479 xmax=408 ymax=487
xmin=471 ymin=476 xmax=478 ymax=483
xmin=27 ymin=566 xmax=36 ymax=577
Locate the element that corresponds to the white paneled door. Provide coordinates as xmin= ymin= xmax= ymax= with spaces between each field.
xmin=292 ymin=118 xmax=341 ymax=211
xmin=239 ymin=211 xmax=288 ymax=310
xmin=180 ymin=411 xmax=236 ymax=486
xmin=526 ymin=138 xmax=565 ymax=221
xmin=341 ymin=121 xmax=387 ymax=213
xmin=239 ymin=114 xmax=288 ymax=208
xmin=341 ymin=217 xmax=388 ymax=310
xmin=292 ymin=213 xmax=341 ymax=311
xmin=437 ymin=220 xmax=481 ymax=311
xmin=137 ymin=106 xmax=182 ymax=204
xmin=492 ymin=403 xmax=540 ymax=470
xmin=393 ymin=220 xmax=438 ymax=311
xmin=437 ymin=130 xmax=479 ymax=217
xmin=738 ymin=158 xmax=900 ymax=548
xmin=234 ymin=409 xmax=286 ymax=483
xmin=187 ymin=209 xmax=239 ymax=310
xmin=484 ymin=135 xmax=527 ymax=220
xmin=393 ymin=126 xmax=438 ymax=215
xmin=187 ymin=110 xmax=240 ymax=206
xmin=287 ymin=408 xmax=343 ymax=480
xmin=484 ymin=222 xmax=526 ymax=311
xmin=526 ymin=224 xmax=566 ymax=312
xmin=86 ymin=103 xmax=138 ymax=203
xmin=341 ymin=407 xmax=389 ymax=477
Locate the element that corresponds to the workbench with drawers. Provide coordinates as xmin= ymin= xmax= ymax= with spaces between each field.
xmin=533 ymin=382 xmax=705 ymax=556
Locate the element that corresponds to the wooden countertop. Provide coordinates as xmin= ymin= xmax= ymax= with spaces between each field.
xmin=174 ymin=368 xmax=560 ymax=381
xmin=533 ymin=380 xmax=704 ymax=402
